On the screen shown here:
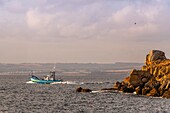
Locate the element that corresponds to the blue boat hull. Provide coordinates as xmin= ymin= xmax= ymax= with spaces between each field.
xmin=30 ymin=76 xmax=63 ymax=84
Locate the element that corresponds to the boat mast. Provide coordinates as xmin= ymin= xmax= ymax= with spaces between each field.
xmin=50 ymin=66 xmax=56 ymax=80
xmin=50 ymin=71 xmax=55 ymax=80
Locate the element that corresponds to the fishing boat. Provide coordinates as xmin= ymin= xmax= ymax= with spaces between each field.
xmin=30 ymin=71 xmax=63 ymax=84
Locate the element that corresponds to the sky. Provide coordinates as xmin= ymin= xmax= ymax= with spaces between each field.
xmin=0 ymin=0 xmax=170 ymax=63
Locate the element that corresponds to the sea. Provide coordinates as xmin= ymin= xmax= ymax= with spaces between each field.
xmin=0 ymin=63 xmax=170 ymax=113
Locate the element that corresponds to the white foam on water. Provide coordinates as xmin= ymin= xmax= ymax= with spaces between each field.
xmin=81 ymin=81 xmax=104 ymax=84
xmin=91 ymin=89 xmax=120 ymax=94
xmin=51 ymin=81 xmax=105 ymax=85
xmin=26 ymin=81 xmax=35 ymax=84
xmin=51 ymin=81 xmax=78 ymax=85
xmin=133 ymin=92 xmax=137 ymax=94
xmin=91 ymin=90 xmax=102 ymax=93
xmin=26 ymin=81 xmax=79 ymax=84
xmin=91 ymin=90 xmax=114 ymax=93
xmin=26 ymin=81 xmax=107 ymax=85
xmin=79 ymin=82 xmax=84 ymax=84
xmin=92 ymin=90 xmax=106 ymax=93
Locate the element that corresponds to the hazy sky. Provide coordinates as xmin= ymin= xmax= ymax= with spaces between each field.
xmin=0 ymin=0 xmax=170 ymax=63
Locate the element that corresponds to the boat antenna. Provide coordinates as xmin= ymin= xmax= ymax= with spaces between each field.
xmin=50 ymin=64 xmax=56 ymax=80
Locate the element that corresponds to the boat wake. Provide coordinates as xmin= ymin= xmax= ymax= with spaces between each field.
xmin=26 ymin=81 xmax=36 ymax=84
xmin=51 ymin=81 xmax=79 ymax=84
xmin=26 ymin=81 xmax=81 ymax=85
xmin=26 ymin=81 xmax=109 ymax=85
xmin=91 ymin=90 xmax=118 ymax=93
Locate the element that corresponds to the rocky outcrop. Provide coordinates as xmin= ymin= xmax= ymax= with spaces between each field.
xmin=76 ymin=50 xmax=170 ymax=98
xmin=114 ymin=50 xmax=170 ymax=98
xmin=145 ymin=50 xmax=166 ymax=65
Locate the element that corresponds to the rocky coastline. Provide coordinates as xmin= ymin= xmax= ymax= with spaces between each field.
xmin=77 ymin=50 xmax=170 ymax=98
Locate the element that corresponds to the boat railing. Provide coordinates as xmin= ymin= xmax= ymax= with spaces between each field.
xmin=31 ymin=75 xmax=40 ymax=80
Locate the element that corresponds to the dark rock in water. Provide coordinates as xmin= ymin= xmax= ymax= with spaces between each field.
xmin=113 ymin=81 xmax=121 ymax=90
xmin=81 ymin=88 xmax=92 ymax=92
xmin=76 ymin=87 xmax=83 ymax=92
xmin=121 ymin=85 xmax=134 ymax=93
xmin=76 ymin=87 xmax=92 ymax=93
xmin=101 ymin=88 xmax=115 ymax=90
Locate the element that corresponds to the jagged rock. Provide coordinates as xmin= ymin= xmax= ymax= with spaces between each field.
xmin=123 ymin=76 xmax=130 ymax=85
xmin=121 ymin=84 xmax=134 ymax=93
xmin=146 ymin=88 xmax=159 ymax=97
xmin=142 ymin=87 xmax=151 ymax=95
xmin=130 ymin=74 xmax=141 ymax=87
xmin=142 ymin=66 xmax=148 ymax=71
xmin=130 ymin=70 xmax=141 ymax=87
xmin=162 ymin=89 xmax=170 ymax=98
xmin=146 ymin=50 xmax=166 ymax=65
xmin=129 ymin=69 xmax=151 ymax=87
xmin=113 ymin=81 xmax=121 ymax=90
xmin=111 ymin=50 xmax=170 ymax=98
xmin=142 ymin=77 xmax=148 ymax=83
xmin=135 ymin=86 xmax=142 ymax=95
xmin=159 ymin=80 xmax=168 ymax=90
xmin=166 ymin=81 xmax=170 ymax=89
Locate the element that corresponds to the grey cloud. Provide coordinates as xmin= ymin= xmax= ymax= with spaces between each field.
xmin=0 ymin=0 xmax=170 ymax=42
xmin=1 ymin=0 xmax=170 ymax=63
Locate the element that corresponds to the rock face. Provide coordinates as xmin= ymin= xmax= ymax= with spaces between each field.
xmin=146 ymin=50 xmax=166 ymax=65
xmin=114 ymin=50 xmax=170 ymax=98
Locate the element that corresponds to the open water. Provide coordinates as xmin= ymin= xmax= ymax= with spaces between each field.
xmin=0 ymin=74 xmax=170 ymax=113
